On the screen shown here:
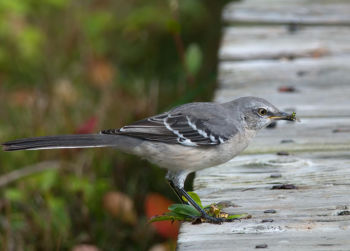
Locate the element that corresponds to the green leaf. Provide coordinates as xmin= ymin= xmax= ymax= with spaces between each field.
xmin=66 ymin=176 xmax=94 ymax=202
xmin=47 ymin=197 xmax=70 ymax=234
xmin=0 ymin=0 xmax=28 ymax=14
xmin=17 ymin=27 xmax=45 ymax=60
xmin=38 ymin=169 xmax=58 ymax=192
xmin=227 ymin=213 xmax=249 ymax=220
xmin=168 ymin=204 xmax=201 ymax=217
xmin=149 ymin=213 xmax=185 ymax=223
xmin=4 ymin=188 xmax=25 ymax=202
xmin=185 ymin=43 xmax=202 ymax=75
xmin=181 ymin=191 xmax=203 ymax=208
xmin=45 ymin=0 xmax=69 ymax=8
xmin=166 ymin=19 xmax=181 ymax=33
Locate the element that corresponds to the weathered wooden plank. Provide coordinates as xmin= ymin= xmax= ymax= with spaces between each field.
xmin=220 ymin=26 xmax=350 ymax=60
xmin=216 ymin=56 xmax=350 ymax=117
xmin=178 ymin=151 xmax=350 ymax=251
xmin=179 ymin=228 xmax=350 ymax=251
xmin=219 ymin=56 xmax=350 ymax=87
xmin=223 ymin=0 xmax=350 ymax=25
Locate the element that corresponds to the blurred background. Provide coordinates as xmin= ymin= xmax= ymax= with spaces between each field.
xmin=0 ymin=0 xmax=233 ymax=250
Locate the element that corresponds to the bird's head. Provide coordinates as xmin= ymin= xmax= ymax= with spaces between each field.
xmin=230 ymin=96 xmax=298 ymax=131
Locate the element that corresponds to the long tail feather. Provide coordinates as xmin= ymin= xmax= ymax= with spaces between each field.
xmin=2 ymin=134 xmax=119 ymax=151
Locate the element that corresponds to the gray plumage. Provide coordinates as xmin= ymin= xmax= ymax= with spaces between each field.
xmin=2 ymin=96 xmax=296 ymax=223
xmin=102 ymin=101 xmax=240 ymax=146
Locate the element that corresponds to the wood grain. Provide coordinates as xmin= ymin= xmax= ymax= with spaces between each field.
xmin=223 ymin=0 xmax=350 ymax=25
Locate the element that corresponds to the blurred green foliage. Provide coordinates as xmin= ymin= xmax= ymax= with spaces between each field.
xmin=0 ymin=0 xmax=232 ymax=250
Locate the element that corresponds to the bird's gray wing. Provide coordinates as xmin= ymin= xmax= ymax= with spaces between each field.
xmin=101 ymin=110 xmax=238 ymax=147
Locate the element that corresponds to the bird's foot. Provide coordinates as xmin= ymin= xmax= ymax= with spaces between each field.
xmin=192 ymin=212 xmax=238 ymax=224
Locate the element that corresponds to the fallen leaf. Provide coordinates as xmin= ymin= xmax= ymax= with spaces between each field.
xmin=311 ymin=48 xmax=329 ymax=58
xmin=278 ymin=86 xmax=296 ymax=93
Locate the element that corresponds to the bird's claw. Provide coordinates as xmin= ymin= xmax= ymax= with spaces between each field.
xmin=191 ymin=214 xmax=236 ymax=224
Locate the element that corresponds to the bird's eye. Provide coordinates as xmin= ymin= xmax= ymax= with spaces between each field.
xmin=258 ymin=108 xmax=267 ymax=116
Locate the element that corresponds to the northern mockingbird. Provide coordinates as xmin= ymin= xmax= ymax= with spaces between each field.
xmin=2 ymin=96 xmax=296 ymax=223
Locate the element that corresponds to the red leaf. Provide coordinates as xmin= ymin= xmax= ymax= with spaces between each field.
xmin=75 ymin=116 xmax=98 ymax=134
xmin=145 ymin=193 xmax=179 ymax=239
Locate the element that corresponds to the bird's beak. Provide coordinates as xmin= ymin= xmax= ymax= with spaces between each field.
xmin=269 ymin=111 xmax=298 ymax=121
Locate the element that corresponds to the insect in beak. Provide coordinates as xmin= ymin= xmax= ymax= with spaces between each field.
xmin=269 ymin=112 xmax=299 ymax=122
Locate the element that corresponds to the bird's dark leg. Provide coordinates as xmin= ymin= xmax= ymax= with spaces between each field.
xmin=166 ymin=170 xmax=224 ymax=224
xmin=168 ymin=179 xmax=187 ymax=204
xmin=176 ymin=186 xmax=225 ymax=224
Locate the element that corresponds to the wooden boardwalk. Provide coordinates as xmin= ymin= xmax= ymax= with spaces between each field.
xmin=177 ymin=0 xmax=350 ymax=250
